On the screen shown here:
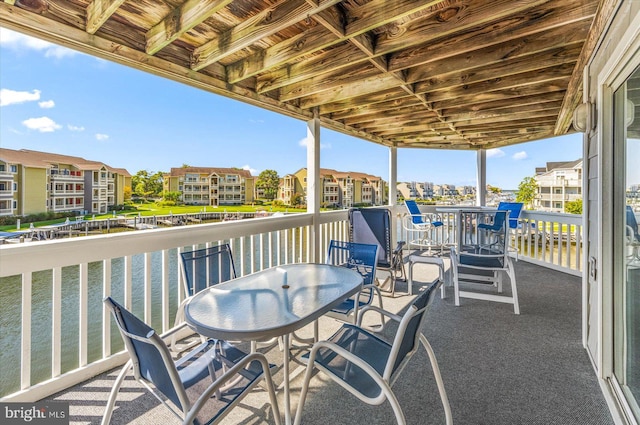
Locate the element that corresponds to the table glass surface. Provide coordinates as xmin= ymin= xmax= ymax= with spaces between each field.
xmin=184 ymin=263 xmax=363 ymax=341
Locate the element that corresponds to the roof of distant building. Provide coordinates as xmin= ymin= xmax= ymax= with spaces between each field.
xmin=167 ymin=167 xmax=253 ymax=178
xmin=0 ymin=148 xmax=131 ymax=176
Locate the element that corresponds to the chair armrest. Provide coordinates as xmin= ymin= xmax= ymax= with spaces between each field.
xmin=356 ymin=305 xmax=402 ymax=327
xmin=183 ymin=352 xmax=275 ymax=425
xmin=393 ymin=241 xmax=406 ymax=254
xmin=307 ymin=340 xmax=388 ymax=389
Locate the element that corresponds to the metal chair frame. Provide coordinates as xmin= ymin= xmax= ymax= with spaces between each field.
xmin=294 ymin=281 xmax=452 ymax=425
xmin=102 ymin=296 xmax=281 ymax=425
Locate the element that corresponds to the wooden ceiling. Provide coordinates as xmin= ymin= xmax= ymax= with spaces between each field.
xmin=0 ymin=0 xmax=614 ymax=150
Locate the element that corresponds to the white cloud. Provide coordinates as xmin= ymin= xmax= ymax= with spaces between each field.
xmin=298 ymin=135 xmax=331 ymax=150
xmin=0 ymin=28 xmax=77 ymax=58
xmin=95 ymin=133 xmax=109 ymax=141
xmin=68 ymin=124 xmax=85 ymax=132
xmin=22 ymin=116 xmax=62 ymax=133
xmin=0 ymin=88 xmax=41 ymax=106
xmin=512 ymin=151 xmax=528 ymax=160
xmin=39 ymin=100 xmax=55 ymax=109
xmin=241 ymin=164 xmax=258 ymax=175
xmin=486 ymin=148 xmax=505 ymax=158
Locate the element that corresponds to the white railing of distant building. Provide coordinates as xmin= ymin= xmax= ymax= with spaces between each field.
xmin=394 ymin=205 xmax=582 ymax=276
xmin=0 ymin=210 xmax=350 ymax=402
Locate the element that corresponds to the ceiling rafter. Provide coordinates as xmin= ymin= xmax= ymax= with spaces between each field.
xmin=145 ymin=0 xmax=234 ymax=56
xmin=86 ymin=0 xmax=126 ymax=34
xmin=191 ymin=0 xmax=343 ymax=71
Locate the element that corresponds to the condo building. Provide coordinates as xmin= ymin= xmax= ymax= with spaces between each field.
xmin=0 ymin=148 xmax=130 ymax=216
xmin=163 ymin=167 xmax=255 ymax=206
xmin=278 ymin=168 xmax=386 ymax=208
xmin=534 ymin=160 xmax=583 ymax=212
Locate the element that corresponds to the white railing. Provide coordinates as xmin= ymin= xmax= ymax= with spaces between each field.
xmin=0 ymin=206 xmax=583 ymax=402
xmin=516 ymin=210 xmax=582 ymax=276
xmin=0 ymin=210 xmax=350 ymax=402
xmin=394 ymin=205 xmax=583 ymax=276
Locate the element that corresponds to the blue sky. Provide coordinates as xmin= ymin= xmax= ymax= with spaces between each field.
xmin=0 ymin=28 xmax=583 ymax=190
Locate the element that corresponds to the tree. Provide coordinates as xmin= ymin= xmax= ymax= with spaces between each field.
xmin=565 ymin=198 xmax=583 ymax=214
xmin=163 ymin=191 xmax=181 ymax=203
xmin=487 ymin=184 xmax=502 ymax=194
xmin=123 ymin=186 xmax=132 ymax=201
xmin=291 ymin=192 xmax=304 ymax=207
xmin=131 ymin=170 xmax=165 ymax=200
xmin=516 ymin=176 xmax=538 ymax=209
xmin=256 ymin=169 xmax=280 ymax=200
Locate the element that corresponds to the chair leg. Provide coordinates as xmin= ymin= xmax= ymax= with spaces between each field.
xmin=293 ymin=350 xmax=318 ymax=425
xmin=506 ymin=258 xmax=520 ymax=315
xmin=100 ymin=360 xmax=132 ymax=425
xmin=419 ymin=334 xmax=453 ymax=425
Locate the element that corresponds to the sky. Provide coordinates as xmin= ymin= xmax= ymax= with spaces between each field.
xmin=0 ymin=28 xmax=584 ymax=190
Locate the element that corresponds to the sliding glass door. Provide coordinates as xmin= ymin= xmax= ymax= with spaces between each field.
xmin=612 ymin=64 xmax=640 ymax=421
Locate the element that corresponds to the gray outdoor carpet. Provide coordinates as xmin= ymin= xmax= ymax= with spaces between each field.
xmin=44 ymin=260 xmax=615 ymax=425
xmin=294 ymin=259 xmax=615 ymax=425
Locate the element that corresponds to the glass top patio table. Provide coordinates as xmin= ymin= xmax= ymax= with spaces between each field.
xmin=184 ymin=263 xmax=363 ymax=342
xmin=183 ymin=262 xmax=364 ymax=425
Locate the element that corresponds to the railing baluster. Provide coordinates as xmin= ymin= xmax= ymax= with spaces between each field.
xmin=52 ymin=267 xmax=62 ymax=376
xmin=124 ymin=255 xmax=132 ymax=310
xmin=144 ymin=253 xmax=152 ymax=324
xmin=79 ymin=263 xmax=88 ymax=367
xmin=102 ymin=260 xmax=111 ymax=357
xmin=161 ymin=249 xmax=170 ymax=332
xmin=21 ymin=272 xmax=32 ymax=390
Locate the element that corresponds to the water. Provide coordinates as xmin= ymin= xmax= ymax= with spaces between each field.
xmin=0 ymin=251 xmax=181 ymax=396
xmin=0 ymin=231 xmax=310 ymax=397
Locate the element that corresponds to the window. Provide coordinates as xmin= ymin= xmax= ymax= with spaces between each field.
xmin=10 ymin=165 xmax=17 ymax=173
xmin=612 ymin=63 xmax=640 ymax=421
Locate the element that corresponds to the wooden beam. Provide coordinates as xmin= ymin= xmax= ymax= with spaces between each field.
xmin=440 ymin=92 xmax=566 ymax=116
xmin=414 ymin=54 xmax=578 ymax=96
xmin=555 ymin=0 xmax=619 ymax=134
xmin=228 ymin=0 xmax=441 ymax=85
xmin=406 ymin=36 xmax=585 ymax=85
xmin=146 ymin=0 xmax=234 ymax=55
xmin=191 ymin=0 xmax=342 ymax=71
xmin=424 ymin=72 xmax=571 ymax=104
xmin=442 ymin=100 xmax=562 ymax=122
xmin=253 ymin=43 xmax=366 ymax=92
xmin=85 ymin=0 xmax=125 ymax=34
xmin=387 ymin=0 xmax=597 ymax=72
xmin=431 ymin=82 xmax=568 ymax=111
xmin=319 ymin=88 xmax=409 ymax=115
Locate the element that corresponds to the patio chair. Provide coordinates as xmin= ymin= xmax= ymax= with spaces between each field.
xmin=102 ymin=296 xmax=281 ymax=425
xmin=172 ymin=244 xmax=236 ymax=350
xmin=476 ymin=210 xmax=508 ymax=250
xmin=349 ymin=208 xmax=406 ymax=297
xmin=451 ymin=210 xmax=519 ymax=314
xmin=490 ymin=202 xmax=524 ymax=259
xmin=294 ymin=281 xmax=452 ymax=425
xmin=325 ymin=240 xmax=384 ymax=325
xmin=403 ymin=199 xmax=447 ymax=253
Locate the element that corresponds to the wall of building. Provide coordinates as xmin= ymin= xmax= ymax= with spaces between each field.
xmin=584 ymin=2 xmax=640 ymax=420
xmin=22 ymin=166 xmax=47 ymax=215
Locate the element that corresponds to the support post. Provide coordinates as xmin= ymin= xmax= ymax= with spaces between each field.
xmin=388 ymin=146 xmax=397 ymax=207
xmin=476 ymin=149 xmax=486 ymax=206
xmin=307 ymin=110 xmax=321 ymax=263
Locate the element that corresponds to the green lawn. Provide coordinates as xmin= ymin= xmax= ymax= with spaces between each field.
xmin=0 ymin=203 xmax=307 ymax=232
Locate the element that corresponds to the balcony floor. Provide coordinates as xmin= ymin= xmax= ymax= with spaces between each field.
xmin=44 ymin=258 xmax=614 ymax=424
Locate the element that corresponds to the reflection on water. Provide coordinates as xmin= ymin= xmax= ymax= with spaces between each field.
xmin=0 ymin=230 xmax=309 ymax=397
xmin=0 ymin=251 xmax=181 ymax=396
